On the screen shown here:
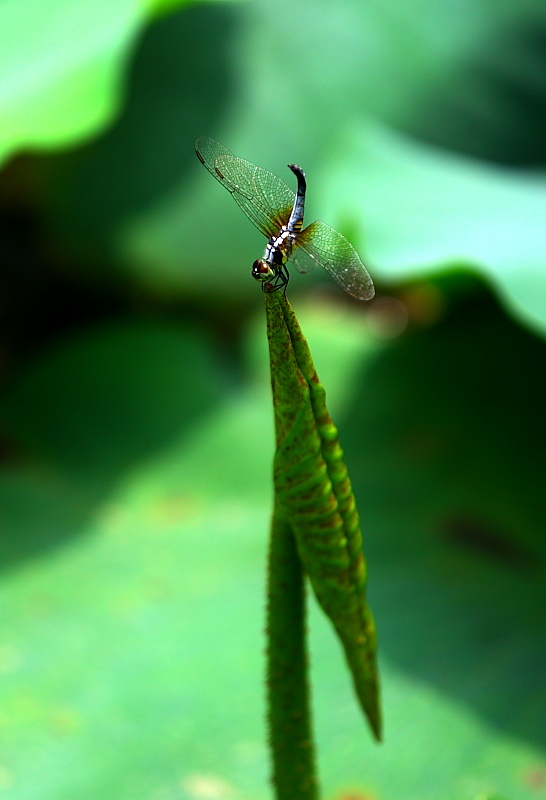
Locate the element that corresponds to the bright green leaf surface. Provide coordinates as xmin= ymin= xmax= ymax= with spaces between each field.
xmin=320 ymin=124 xmax=546 ymax=336
xmin=0 ymin=0 xmax=190 ymax=168
xmin=1 ymin=295 xmax=545 ymax=800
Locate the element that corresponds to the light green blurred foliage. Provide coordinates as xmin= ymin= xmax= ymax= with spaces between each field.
xmin=1 ymin=297 xmax=545 ymax=800
xmin=20 ymin=0 xmax=545 ymax=332
xmin=0 ymin=0 xmax=151 ymax=164
xmin=3 ymin=0 xmax=545 ymax=329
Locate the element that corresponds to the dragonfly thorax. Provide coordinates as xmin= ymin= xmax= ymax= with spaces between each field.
xmin=251 ymin=227 xmax=296 ymax=292
xmin=265 ymin=226 xmax=296 ymax=266
xmin=252 ymin=227 xmax=294 ymax=283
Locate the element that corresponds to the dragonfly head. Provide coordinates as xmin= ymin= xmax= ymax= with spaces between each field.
xmin=251 ymin=258 xmax=275 ymax=283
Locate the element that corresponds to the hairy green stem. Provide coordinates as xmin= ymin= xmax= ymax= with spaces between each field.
xmin=265 ymin=292 xmax=381 ymax=741
xmin=264 ymin=291 xmax=381 ymax=798
xmin=267 ymin=505 xmax=319 ymax=800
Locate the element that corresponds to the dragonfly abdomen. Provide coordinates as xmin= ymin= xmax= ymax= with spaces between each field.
xmin=287 ymin=165 xmax=306 ymax=234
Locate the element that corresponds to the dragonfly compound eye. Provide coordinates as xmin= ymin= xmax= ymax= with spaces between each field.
xmin=252 ymin=259 xmax=274 ymax=282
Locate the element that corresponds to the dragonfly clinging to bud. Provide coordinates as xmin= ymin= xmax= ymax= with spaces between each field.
xmin=195 ymin=137 xmax=374 ymax=300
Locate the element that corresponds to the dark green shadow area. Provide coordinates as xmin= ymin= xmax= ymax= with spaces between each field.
xmin=338 ymin=280 xmax=546 ymax=752
xmin=0 ymin=319 xmax=225 ymax=571
xmin=401 ymin=22 xmax=546 ymax=166
xmin=47 ymin=2 xmax=239 ymax=265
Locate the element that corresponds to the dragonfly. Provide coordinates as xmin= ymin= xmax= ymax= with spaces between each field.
xmin=195 ymin=137 xmax=375 ymax=300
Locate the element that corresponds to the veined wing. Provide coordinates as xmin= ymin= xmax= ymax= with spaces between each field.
xmin=291 ymin=246 xmax=319 ymax=275
xmin=294 ymin=220 xmax=375 ymax=300
xmin=195 ymin=137 xmax=295 ymax=240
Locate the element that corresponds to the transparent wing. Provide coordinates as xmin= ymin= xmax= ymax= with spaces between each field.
xmin=294 ymin=220 xmax=375 ymax=300
xmin=291 ymin=247 xmax=319 ymax=275
xmin=195 ymin=137 xmax=295 ymax=240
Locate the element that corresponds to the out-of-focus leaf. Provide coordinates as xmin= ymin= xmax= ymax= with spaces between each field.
xmin=120 ymin=116 xmax=546 ymax=333
xmin=149 ymin=0 xmax=208 ymax=17
xmin=42 ymin=2 xmax=239 ymax=288
xmin=42 ymin=0 xmax=546 ymax=333
xmin=246 ymin=0 xmax=546 ymax=168
xmin=321 ymin=122 xmax=546 ymax=335
xmin=0 ymin=319 xmax=224 ymax=479
xmin=0 ymin=319 xmax=225 ymax=570
xmin=0 ymin=299 xmax=544 ymax=800
xmin=0 ymin=0 xmax=190 ymax=169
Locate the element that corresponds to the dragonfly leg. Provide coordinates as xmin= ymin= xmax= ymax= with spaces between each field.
xmin=262 ymin=264 xmax=290 ymax=296
xmin=280 ymin=264 xmax=290 ymax=296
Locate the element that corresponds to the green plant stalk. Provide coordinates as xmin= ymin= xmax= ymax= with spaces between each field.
xmin=264 ymin=292 xmax=381 ymax=759
xmin=267 ymin=505 xmax=319 ymax=800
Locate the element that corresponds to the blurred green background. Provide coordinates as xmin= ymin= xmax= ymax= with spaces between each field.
xmin=1 ymin=1 xmax=546 ymax=799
